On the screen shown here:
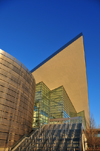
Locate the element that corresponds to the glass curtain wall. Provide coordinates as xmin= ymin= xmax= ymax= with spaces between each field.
xmin=32 ymin=82 xmax=50 ymax=127
xmin=63 ymin=87 xmax=77 ymax=117
xmin=50 ymin=86 xmax=64 ymax=119
xmin=50 ymin=86 xmax=77 ymax=119
xmin=33 ymin=82 xmax=86 ymax=128
xmin=77 ymin=110 xmax=86 ymax=128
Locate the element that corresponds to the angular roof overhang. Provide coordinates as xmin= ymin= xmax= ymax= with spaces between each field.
xmin=31 ymin=33 xmax=89 ymax=122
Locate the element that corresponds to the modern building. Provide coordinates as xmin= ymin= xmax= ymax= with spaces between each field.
xmin=0 ymin=33 xmax=89 ymax=151
xmin=33 ymin=81 xmax=86 ymax=128
xmin=0 ymin=49 xmax=35 ymax=149
xmin=31 ymin=33 xmax=89 ymax=128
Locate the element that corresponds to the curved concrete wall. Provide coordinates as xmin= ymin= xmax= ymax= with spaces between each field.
xmin=0 ymin=49 xmax=35 ymax=148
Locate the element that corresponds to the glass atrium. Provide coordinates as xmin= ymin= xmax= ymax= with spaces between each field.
xmin=33 ymin=82 xmax=86 ymax=128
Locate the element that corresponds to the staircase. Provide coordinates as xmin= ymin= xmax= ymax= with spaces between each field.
xmin=10 ymin=123 xmax=83 ymax=151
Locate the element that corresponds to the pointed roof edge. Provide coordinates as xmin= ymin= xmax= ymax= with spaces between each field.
xmin=31 ymin=32 xmax=83 ymax=73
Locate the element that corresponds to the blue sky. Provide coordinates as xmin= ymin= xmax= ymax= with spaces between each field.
xmin=0 ymin=0 xmax=100 ymax=126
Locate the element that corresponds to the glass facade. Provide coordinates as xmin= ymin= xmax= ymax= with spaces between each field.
xmin=0 ymin=50 xmax=35 ymax=148
xmin=33 ymin=82 xmax=86 ymax=128
xmin=50 ymin=86 xmax=64 ymax=119
xmin=77 ymin=110 xmax=86 ymax=129
xmin=50 ymin=86 xmax=77 ymax=119
xmin=63 ymin=87 xmax=77 ymax=118
xmin=33 ymin=82 xmax=50 ymax=127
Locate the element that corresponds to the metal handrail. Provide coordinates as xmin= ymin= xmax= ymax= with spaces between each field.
xmin=10 ymin=129 xmax=39 ymax=151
